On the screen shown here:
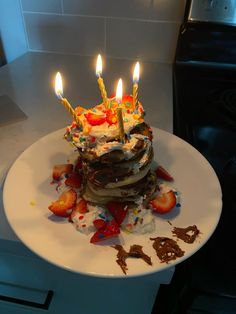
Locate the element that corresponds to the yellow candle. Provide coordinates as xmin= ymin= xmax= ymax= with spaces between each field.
xmin=132 ymin=62 xmax=140 ymax=110
xmin=116 ymin=78 xmax=125 ymax=142
xmin=54 ymin=72 xmax=81 ymax=126
xmin=116 ymin=107 xmax=125 ymax=143
xmin=97 ymin=76 xmax=108 ymax=106
xmin=132 ymin=83 xmax=138 ymax=110
xmin=96 ymin=54 xmax=108 ymax=107
xmin=60 ymin=97 xmax=80 ymax=125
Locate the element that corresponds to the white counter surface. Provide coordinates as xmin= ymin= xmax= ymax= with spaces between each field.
xmin=0 ymin=52 xmax=173 ymax=242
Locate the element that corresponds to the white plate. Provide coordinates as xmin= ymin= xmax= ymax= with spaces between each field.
xmin=3 ymin=128 xmax=222 ymax=278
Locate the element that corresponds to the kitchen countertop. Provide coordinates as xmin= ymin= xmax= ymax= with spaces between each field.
xmin=0 ymin=52 xmax=173 ymax=242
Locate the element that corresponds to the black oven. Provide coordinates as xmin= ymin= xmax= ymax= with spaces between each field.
xmin=153 ymin=1 xmax=236 ymax=313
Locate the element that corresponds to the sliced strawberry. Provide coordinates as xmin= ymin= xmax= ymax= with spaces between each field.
xmin=69 ymin=198 xmax=88 ymax=222
xmin=85 ymin=112 xmax=106 ymax=126
xmin=75 ymin=157 xmax=83 ymax=172
xmin=90 ymin=219 xmax=120 ymax=243
xmin=106 ymin=109 xmax=117 ymax=125
xmin=65 ymin=172 xmax=82 ymax=189
xmin=74 ymin=105 xmax=85 ymax=116
xmin=155 ymin=166 xmax=174 ymax=182
xmin=122 ymin=95 xmax=133 ymax=108
xmin=93 ymin=219 xmax=106 ymax=230
xmin=48 ymin=189 xmax=77 ymax=217
xmin=150 ymin=191 xmax=176 ymax=214
xmin=52 ymin=164 xmax=73 ymax=181
xmin=75 ymin=198 xmax=88 ymax=214
xmin=106 ymin=201 xmax=128 ymax=225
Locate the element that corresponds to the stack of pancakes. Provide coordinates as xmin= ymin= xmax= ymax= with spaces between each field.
xmin=65 ymin=101 xmax=157 ymax=204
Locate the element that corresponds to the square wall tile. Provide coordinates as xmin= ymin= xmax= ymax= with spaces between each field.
xmin=106 ymin=19 xmax=180 ymax=62
xmin=24 ymin=13 xmax=105 ymax=55
xmin=63 ymin=0 xmax=186 ymax=21
xmin=21 ymin=0 xmax=62 ymax=13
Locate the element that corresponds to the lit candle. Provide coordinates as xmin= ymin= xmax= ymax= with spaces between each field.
xmin=54 ymin=72 xmax=80 ymax=126
xmin=132 ymin=62 xmax=140 ymax=110
xmin=116 ymin=78 xmax=125 ymax=143
xmin=96 ymin=54 xmax=108 ymax=107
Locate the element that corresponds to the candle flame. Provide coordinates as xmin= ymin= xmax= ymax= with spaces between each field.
xmin=133 ymin=62 xmax=140 ymax=84
xmin=116 ymin=78 xmax=123 ymax=103
xmin=96 ymin=54 xmax=102 ymax=77
xmin=55 ymin=72 xmax=63 ymax=98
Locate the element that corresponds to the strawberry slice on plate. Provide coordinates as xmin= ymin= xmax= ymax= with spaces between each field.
xmin=155 ymin=166 xmax=174 ymax=182
xmin=74 ymin=157 xmax=83 ymax=172
xmin=85 ymin=112 xmax=106 ymax=126
xmin=69 ymin=198 xmax=88 ymax=222
xmin=93 ymin=219 xmax=106 ymax=230
xmin=65 ymin=172 xmax=83 ymax=189
xmin=74 ymin=198 xmax=88 ymax=214
xmin=48 ymin=189 xmax=77 ymax=217
xmin=90 ymin=219 xmax=120 ymax=243
xmin=52 ymin=164 xmax=73 ymax=181
xmin=150 ymin=191 xmax=176 ymax=214
xmin=106 ymin=201 xmax=128 ymax=225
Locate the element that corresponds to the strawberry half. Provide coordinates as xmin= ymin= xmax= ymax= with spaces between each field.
xmin=93 ymin=219 xmax=106 ymax=230
xmin=122 ymin=95 xmax=133 ymax=108
xmin=69 ymin=198 xmax=88 ymax=222
xmin=90 ymin=219 xmax=120 ymax=243
xmin=106 ymin=201 xmax=128 ymax=225
xmin=85 ymin=112 xmax=106 ymax=126
xmin=155 ymin=166 xmax=174 ymax=182
xmin=65 ymin=172 xmax=82 ymax=189
xmin=74 ymin=198 xmax=88 ymax=214
xmin=52 ymin=164 xmax=73 ymax=181
xmin=106 ymin=109 xmax=117 ymax=125
xmin=150 ymin=191 xmax=176 ymax=214
xmin=74 ymin=157 xmax=83 ymax=172
xmin=48 ymin=189 xmax=77 ymax=217
xmin=74 ymin=105 xmax=85 ymax=116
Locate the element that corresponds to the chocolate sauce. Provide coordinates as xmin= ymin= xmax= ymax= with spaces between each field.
xmin=150 ymin=237 xmax=184 ymax=263
xmin=112 ymin=244 xmax=152 ymax=275
xmin=129 ymin=244 xmax=152 ymax=266
xmin=172 ymin=225 xmax=200 ymax=244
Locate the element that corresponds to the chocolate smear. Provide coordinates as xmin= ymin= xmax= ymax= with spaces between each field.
xmin=129 ymin=244 xmax=152 ymax=266
xmin=112 ymin=244 xmax=152 ymax=275
xmin=150 ymin=237 xmax=184 ymax=263
xmin=172 ymin=225 xmax=200 ymax=244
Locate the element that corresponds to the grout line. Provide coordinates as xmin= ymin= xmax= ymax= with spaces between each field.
xmin=21 ymin=11 xmax=181 ymax=24
xmin=61 ymin=0 xmax=64 ymax=14
xmin=28 ymin=49 xmax=172 ymax=64
xmin=18 ymin=0 xmax=30 ymax=51
xmin=104 ymin=19 xmax=106 ymax=55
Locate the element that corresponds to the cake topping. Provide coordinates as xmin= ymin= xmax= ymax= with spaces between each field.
xmin=172 ymin=225 xmax=200 ymax=243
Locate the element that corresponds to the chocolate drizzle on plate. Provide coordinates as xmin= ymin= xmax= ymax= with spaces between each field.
xmin=172 ymin=225 xmax=200 ymax=243
xmin=150 ymin=237 xmax=184 ymax=263
xmin=112 ymin=244 xmax=152 ymax=275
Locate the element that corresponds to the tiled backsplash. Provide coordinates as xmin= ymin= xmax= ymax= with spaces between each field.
xmin=21 ymin=0 xmax=186 ymax=63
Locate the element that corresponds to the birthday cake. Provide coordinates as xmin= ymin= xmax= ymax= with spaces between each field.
xmin=48 ymin=61 xmax=179 ymax=244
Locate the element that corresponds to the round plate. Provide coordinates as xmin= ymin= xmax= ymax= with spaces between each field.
xmin=3 ymin=128 xmax=222 ymax=277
